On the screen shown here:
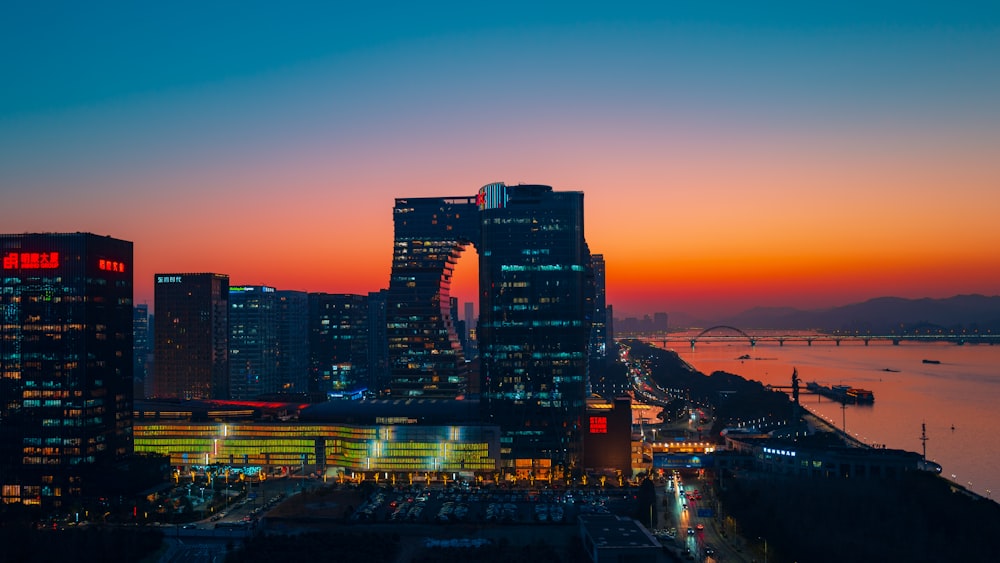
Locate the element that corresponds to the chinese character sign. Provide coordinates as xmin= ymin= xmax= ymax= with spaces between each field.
xmin=2 ymin=252 xmax=59 ymax=269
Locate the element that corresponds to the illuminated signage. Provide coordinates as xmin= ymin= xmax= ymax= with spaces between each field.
xmin=2 ymin=252 xmax=59 ymax=270
xmin=589 ymin=416 xmax=607 ymax=434
xmin=156 ymin=275 xmax=182 ymax=283
xmin=230 ymin=286 xmax=275 ymax=293
xmin=98 ymin=259 xmax=126 ymax=273
xmin=477 ymin=182 xmax=508 ymax=210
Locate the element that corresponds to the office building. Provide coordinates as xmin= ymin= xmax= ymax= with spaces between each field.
xmin=386 ymin=196 xmax=479 ymax=398
xmin=309 ymin=293 xmax=369 ymax=397
xmin=229 ymin=285 xmax=279 ymax=400
xmin=153 ymin=273 xmax=229 ymax=400
xmin=134 ymin=304 xmax=151 ymax=400
xmin=275 ymin=290 xmax=309 ymax=393
xmin=589 ymin=254 xmax=608 ymax=363
xmin=0 ymin=233 xmax=133 ymax=507
xmin=386 ymin=183 xmax=594 ymax=474
xmin=477 ymin=183 xmax=592 ymax=477
xmin=367 ymin=290 xmax=390 ymax=395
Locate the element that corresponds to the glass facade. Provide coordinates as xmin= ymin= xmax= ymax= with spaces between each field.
xmin=229 ymin=286 xmax=279 ymax=400
xmin=308 ymin=293 xmax=370 ymax=396
xmin=0 ymin=233 xmax=133 ymax=507
xmin=387 ymin=197 xmax=479 ymax=398
xmin=589 ymin=254 xmax=608 ymax=364
xmin=275 ymin=290 xmax=309 ymax=393
xmin=154 ymin=273 xmax=229 ymax=400
xmin=478 ymin=184 xmax=592 ymax=475
xmin=133 ymin=303 xmax=151 ymax=399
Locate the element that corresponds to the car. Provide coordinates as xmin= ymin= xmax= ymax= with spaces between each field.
xmin=705 ymin=545 xmax=716 ymax=555
xmin=181 ymin=524 xmax=197 ymax=529
xmin=696 ymin=523 xmax=704 ymax=531
xmin=687 ymin=527 xmax=694 ymax=535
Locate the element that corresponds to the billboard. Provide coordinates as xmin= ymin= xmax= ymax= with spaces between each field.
xmin=652 ymin=453 xmax=714 ymax=469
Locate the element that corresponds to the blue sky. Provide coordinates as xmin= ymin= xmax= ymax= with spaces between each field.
xmin=2 ymin=2 xmax=998 ymax=317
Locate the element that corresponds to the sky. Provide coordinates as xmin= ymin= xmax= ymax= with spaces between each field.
xmin=2 ymin=2 xmax=998 ymax=320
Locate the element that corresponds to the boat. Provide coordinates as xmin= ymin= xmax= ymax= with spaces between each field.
xmin=922 ymin=359 xmax=941 ymax=364
xmin=806 ymin=381 xmax=875 ymax=404
xmin=882 ymin=368 xmax=900 ymax=373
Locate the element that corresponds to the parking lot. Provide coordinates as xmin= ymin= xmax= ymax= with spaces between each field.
xmin=348 ymin=484 xmax=637 ymax=525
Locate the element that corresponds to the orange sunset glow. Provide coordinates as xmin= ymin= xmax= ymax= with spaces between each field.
xmin=1 ymin=6 xmax=997 ymax=320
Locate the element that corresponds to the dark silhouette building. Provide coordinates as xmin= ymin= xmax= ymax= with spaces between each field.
xmin=275 ymin=289 xmax=309 ymax=393
xmin=0 ymin=233 xmax=133 ymax=507
xmin=386 ymin=196 xmax=479 ymax=398
xmin=309 ymin=293 xmax=370 ymax=397
xmin=134 ymin=303 xmax=151 ymax=399
xmin=386 ymin=183 xmax=593 ymax=475
xmin=478 ymin=183 xmax=592 ymax=476
xmin=228 ymin=285 xmax=279 ymax=399
xmin=367 ymin=289 xmax=389 ymax=395
xmin=153 ymin=273 xmax=229 ymax=399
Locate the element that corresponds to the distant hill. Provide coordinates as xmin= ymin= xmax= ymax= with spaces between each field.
xmin=718 ymin=294 xmax=1000 ymax=332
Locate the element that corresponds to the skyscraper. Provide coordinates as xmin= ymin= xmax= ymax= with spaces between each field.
xmin=477 ymin=183 xmax=592 ymax=476
xmin=228 ymin=285 xmax=279 ymax=400
xmin=153 ymin=273 xmax=229 ymax=400
xmin=134 ymin=303 xmax=151 ymax=400
xmin=386 ymin=196 xmax=479 ymax=398
xmin=367 ymin=289 xmax=390 ymax=395
xmin=0 ymin=233 xmax=133 ymax=507
xmin=386 ymin=183 xmax=594 ymax=474
xmin=275 ymin=290 xmax=309 ymax=394
xmin=309 ymin=293 xmax=369 ymax=397
xmin=589 ymin=254 xmax=608 ymax=365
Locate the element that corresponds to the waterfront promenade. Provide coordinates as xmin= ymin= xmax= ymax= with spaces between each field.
xmin=801 ymin=409 xmax=870 ymax=448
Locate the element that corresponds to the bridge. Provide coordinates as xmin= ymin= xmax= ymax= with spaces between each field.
xmin=637 ymin=325 xmax=999 ymax=348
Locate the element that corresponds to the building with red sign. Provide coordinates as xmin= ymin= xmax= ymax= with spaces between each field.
xmin=0 ymin=232 xmax=134 ymax=508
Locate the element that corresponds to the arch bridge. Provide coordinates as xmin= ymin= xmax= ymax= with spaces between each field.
xmin=690 ymin=325 xmax=756 ymax=348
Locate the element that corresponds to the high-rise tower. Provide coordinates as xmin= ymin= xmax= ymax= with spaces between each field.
xmin=477 ymin=184 xmax=592 ymax=476
xmin=308 ymin=293 xmax=370 ymax=396
xmin=153 ymin=273 xmax=229 ymax=399
xmin=386 ymin=196 xmax=479 ymax=398
xmin=228 ymin=285 xmax=279 ymax=400
xmin=0 ymin=233 xmax=133 ymax=507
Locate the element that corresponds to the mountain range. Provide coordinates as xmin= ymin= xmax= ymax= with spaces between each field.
xmin=675 ymin=294 xmax=1000 ymax=332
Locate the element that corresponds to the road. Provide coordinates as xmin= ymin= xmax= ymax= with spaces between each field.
xmin=655 ymin=472 xmax=750 ymax=563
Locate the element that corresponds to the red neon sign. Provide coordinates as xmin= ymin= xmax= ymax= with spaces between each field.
xmin=589 ymin=416 xmax=607 ymax=434
xmin=2 ymin=252 xmax=59 ymax=270
xmin=98 ymin=259 xmax=126 ymax=273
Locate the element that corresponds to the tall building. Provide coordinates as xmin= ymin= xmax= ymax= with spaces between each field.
xmin=589 ymin=254 xmax=608 ymax=364
xmin=275 ymin=290 xmax=309 ymax=394
xmin=0 ymin=233 xmax=133 ymax=507
xmin=153 ymin=273 xmax=229 ymax=400
xmin=385 ymin=183 xmax=594 ymax=474
xmin=228 ymin=285 xmax=279 ymax=400
xmin=386 ymin=196 xmax=479 ymax=398
xmin=367 ymin=290 xmax=389 ymax=395
xmin=477 ymin=183 xmax=592 ymax=476
xmin=134 ymin=303 xmax=151 ymax=400
xmin=309 ymin=293 xmax=369 ymax=397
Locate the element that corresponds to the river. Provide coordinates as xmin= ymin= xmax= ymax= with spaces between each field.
xmin=650 ymin=334 xmax=1000 ymax=499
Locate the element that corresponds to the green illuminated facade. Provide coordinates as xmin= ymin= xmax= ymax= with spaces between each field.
xmin=134 ymin=420 xmax=499 ymax=475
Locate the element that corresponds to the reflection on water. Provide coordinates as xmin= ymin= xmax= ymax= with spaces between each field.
xmin=651 ymin=335 xmax=1000 ymax=499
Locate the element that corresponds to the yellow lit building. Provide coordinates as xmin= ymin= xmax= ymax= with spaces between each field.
xmin=133 ymin=399 xmax=500 ymax=478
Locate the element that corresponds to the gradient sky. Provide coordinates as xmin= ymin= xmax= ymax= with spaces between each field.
xmin=2 ymin=2 xmax=998 ymax=319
